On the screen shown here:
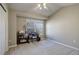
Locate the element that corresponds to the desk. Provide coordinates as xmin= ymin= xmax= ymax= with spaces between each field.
xmin=17 ymin=33 xmax=29 ymax=45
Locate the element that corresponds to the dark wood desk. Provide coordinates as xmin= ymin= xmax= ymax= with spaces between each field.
xmin=17 ymin=33 xmax=29 ymax=45
xmin=17 ymin=32 xmax=41 ymax=45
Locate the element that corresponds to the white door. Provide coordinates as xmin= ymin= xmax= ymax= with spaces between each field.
xmin=0 ymin=6 xmax=2 ymax=54
xmin=0 ymin=6 xmax=6 ymax=54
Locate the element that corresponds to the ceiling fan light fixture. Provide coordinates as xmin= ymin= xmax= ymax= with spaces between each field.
xmin=43 ymin=3 xmax=47 ymax=9
xmin=37 ymin=4 xmax=41 ymax=8
xmin=37 ymin=4 xmax=42 ymax=10
xmin=37 ymin=3 xmax=48 ymax=10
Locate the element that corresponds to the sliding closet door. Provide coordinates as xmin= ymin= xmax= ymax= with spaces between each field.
xmin=0 ymin=6 xmax=2 ymax=54
xmin=0 ymin=6 xmax=6 ymax=54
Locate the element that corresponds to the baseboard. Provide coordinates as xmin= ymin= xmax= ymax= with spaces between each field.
xmin=48 ymin=38 xmax=79 ymax=51
xmin=9 ymin=44 xmax=17 ymax=49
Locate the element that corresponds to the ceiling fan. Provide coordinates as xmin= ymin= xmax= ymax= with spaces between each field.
xmin=37 ymin=3 xmax=48 ymax=10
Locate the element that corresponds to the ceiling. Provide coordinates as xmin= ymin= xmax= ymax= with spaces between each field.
xmin=8 ymin=3 xmax=76 ymax=18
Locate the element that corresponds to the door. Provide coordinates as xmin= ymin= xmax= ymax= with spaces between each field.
xmin=0 ymin=6 xmax=6 ymax=54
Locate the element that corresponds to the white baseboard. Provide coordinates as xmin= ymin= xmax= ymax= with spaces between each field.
xmin=9 ymin=44 xmax=17 ymax=49
xmin=49 ymin=39 xmax=79 ymax=51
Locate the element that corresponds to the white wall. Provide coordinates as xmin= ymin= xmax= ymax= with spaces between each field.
xmin=8 ymin=10 xmax=17 ymax=46
xmin=46 ymin=5 xmax=79 ymax=48
xmin=0 ymin=4 xmax=8 ymax=54
xmin=16 ymin=11 xmax=47 ymax=20
xmin=17 ymin=16 xmax=26 ymax=31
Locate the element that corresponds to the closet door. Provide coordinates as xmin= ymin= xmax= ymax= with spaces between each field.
xmin=0 ymin=6 xmax=2 ymax=54
xmin=0 ymin=6 xmax=6 ymax=54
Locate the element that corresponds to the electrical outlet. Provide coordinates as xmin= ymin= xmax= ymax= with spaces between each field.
xmin=73 ymin=40 xmax=76 ymax=43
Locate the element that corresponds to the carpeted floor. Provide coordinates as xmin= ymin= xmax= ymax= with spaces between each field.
xmin=6 ymin=39 xmax=79 ymax=55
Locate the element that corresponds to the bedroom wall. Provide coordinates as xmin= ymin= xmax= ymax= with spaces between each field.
xmin=46 ymin=5 xmax=79 ymax=48
xmin=8 ymin=10 xmax=17 ymax=47
xmin=17 ymin=16 xmax=26 ymax=32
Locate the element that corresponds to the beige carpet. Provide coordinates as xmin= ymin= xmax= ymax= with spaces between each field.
xmin=6 ymin=39 xmax=79 ymax=55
